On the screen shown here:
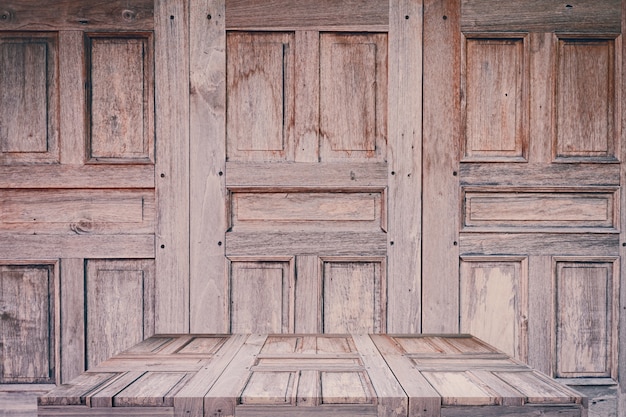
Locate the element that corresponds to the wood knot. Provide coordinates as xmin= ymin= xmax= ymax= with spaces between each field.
xmin=122 ymin=9 xmax=136 ymax=22
xmin=0 ymin=9 xmax=13 ymax=22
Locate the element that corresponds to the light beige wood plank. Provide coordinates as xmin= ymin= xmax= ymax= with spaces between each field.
xmin=59 ymin=31 xmax=86 ymax=165
xmin=39 ymin=406 xmax=174 ymax=416
xmin=495 ymin=371 xmax=582 ymax=404
xmin=422 ymin=371 xmax=496 ymax=406
xmin=370 ymin=334 xmax=441 ymax=417
xmin=460 ymin=163 xmax=620 ymax=187
xmin=0 ymin=0 xmax=154 ymax=30
xmin=60 ymin=259 xmax=85 ymax=384
xmin=422 ymin=0 xmax=461 ymax=333
xmin=296 ymin=370 xmax=319 ymax=407
xmin=527 ymin=256 xmax=553 ymax=376
xmin=89 ymin=371 xmax=145 ymax=407
xmin=205 ymin=334 xmax=267 ymax=417
xmin=235 ymin=405 xmax=379 ymax=417
xmin=529 ymin=32 xmax=554 ymax=164
xmin=0 ymin=165 xmax=155 ymax=189
xmin=295 ymin=256 xmax=320 ymax=333
xmin=352 ymin=334 xmax=407 ymax=416
xmin=113 ymin=372 xmax=188 ymax=407
xmin=154 ymin=0 xmax=190 ymax=333
xmin=461 ymin=0 xmax=621 ymax=32
xmin=461 ymin=233 xmax=619 ymax=257
xmin=240 ymin=371 xmax=297 ymax=405
xmin=226 ymin=161 xmax=387 ymax=188
xmin=189 ymin=0 xmax=227 ymax=334
xmin=39 ymin=372 xmax=118 ymax=406
xmin=0 ymin=235 xmax=154 ymax=259
xmin=320 ymin=371 xmax=374 ymax=405
xmin=469 ymin=370 xmax=524 ymax=407
xmin=387 ymin=0 xmax=423 ymax=333
xmin=226 ymin=231 xmax=387 ymax=257
xmin=225 ymin=0 xmax=388 ymax=30
xmin=294 ymin=30 xmax=319 ymax=163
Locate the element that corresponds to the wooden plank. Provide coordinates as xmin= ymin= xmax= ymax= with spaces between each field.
xmin=38 ymin=373 xmax=118 ymax=406
xmin=294 ymin=256 xmax=320 ymax=333
xmin=59 ymin=31 xmax=86 ymax=165
xmin=235 ymin=405 xmax=378 ymax=417
xmin=294 ymin=31 xmax=320 ymax=163
xmin=352 ymin=334 xmax=407 ymax=416
xmin=38 ymin=406 xmax=174 ymax=416
xmin=226 ymin=161 xmax=388 ymax=188
xmin=529 ymin=32 xmax=554 ymax=164
xmin=225 ymin=0 xmax=388 ymax=30
xmin=89 ymin=371 xmax=145 ymax=407
xmin=495 ymin=371 xmax=582 ymax=404
xmin=173 ymin=334 xmax=247 ymax=416
xmin=421 ymin=371 xmax=497 ymax=406
xmin=0 ymin=0 xmax=154 ymax=30
xmin=461 ymin=233 xmax=619 ymax=256
xmin=226 ymin=231 xmax=387 ymax=257
xmin=0 ymin=384 xmax=54 ymax=417
xmin=387 ymin=0 xmax=423 ymax=333
xmin=460 ymin=163 xmax=621 ymax=187
xmin=60 ymin=259 xmax=85 ymax=383
xmin=189 ymin=0 xmax=227 ymax=334
xmin=468 ymin=371 xmax=525 ymax=406
xmin=0 ymin=235 xmax=154 ymax=259
xmin=113 ymin=372 xmax=189 ymax=407
xmin=422 ymin=0 xmax=461 ymax=333
xmin=371 ymin=334 xmax=441 ymax=417
xmin=205 ymin=334 xmax=267 ymax=417
xmin=154 ymin=0 xmax=190 ymax=333
xmin=0 ymin=165 xmax=155 ymax=188
xmin=527 ymin=256 xmax=553 ymax=376
xmin=461 ymin=0 xmax=621 ymax=32
xmin=441 ymin=405 xmax=582 ymax=417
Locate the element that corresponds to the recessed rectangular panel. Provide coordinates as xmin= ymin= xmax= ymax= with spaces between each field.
xmin=230 ymin=261 xmax=292 ymax=333
xmin=322 ymin=260 xmax=384 ymax=333
xmin=226 ymin=32 xmax=293 ymax=161
xmin=231 ymin=191 xmax=383 ymax=231
xmin=460 ymin=258 xmax=527 ymax=360
xmin=320 ymin=33 xmax=387 ymax=161
xmin=0 ymin=264 xmax=54 ymax=383
xmin=89 ymin=36 xmax=153 ymax=162
xmin=0 ymin=35 xmax=58 ymax=163
xmin=86 ymin=260 xmax=154 ymax=369
xmin=240 ymin=371 xmax=297 ymax=405
xmin=463 ymin=37 xmax=526 ymax=160
xmin=320 ymin=372 xmax=374 ymax=404
xmin=464 ymin=190 xmax=617 ymax=230
xmin=555 ymin=260 xmax=616 ymax=377
xmin=556 ymin=38 xmax=616 ymax=160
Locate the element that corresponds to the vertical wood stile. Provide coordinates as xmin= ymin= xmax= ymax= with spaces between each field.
xmin=58 ymin=31 xmax=86 ymax=165
xmin=155 ymin=0 xmax=190 ymax=333
xmin=614 ymin=1 xmax=626 ymax=415
xmin=59 ymin=258 xmax=84 ymax=383
xmin=387 ymin=0 xmax=423 ymax=333
xmin=189 ymin=0 xmax=227 ymax=333
xmin=528 ymin=255 xmax=553 ymax=375
xmin=422 ymin=0 xmax=461 ymax=332
xmin=529 ymin=32 xmax=554 ymax=164
xmin=294 ymin=30 xmax=320 ymax=163
xmin=295 ymin=255 xmax=320 ymax=333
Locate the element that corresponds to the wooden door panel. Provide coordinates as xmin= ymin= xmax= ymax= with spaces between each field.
xmin=424 ymin=0 xmax=623 ymax=384
xmin=0 ymin=264 xmax=55 ymax=383
xmin=0 ymin=33 xmax=58 ymax=163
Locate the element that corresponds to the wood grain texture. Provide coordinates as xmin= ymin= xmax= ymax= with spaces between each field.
xmin=225 ymin=0 xmax=389 ymax=30
xmin=59 ymin=31 xmax=86 ymax=165
xmin=154 ymin=0 xmax=190 ymax=333
xmin=294 ymin=31 xmax=320 ymax=163
xmin=294 ymin=255 xmax=320 ymax=333
xmin=189 ymin=0 xmax=227 ymax=333
xmin=0 ymin=264 xmax=54 ymax=383
xmin=60 ymin=259 xmax=85 ymax=384
xmin=0 ymin=33 xmax=59 ymax=164
xmin=620 ymin=2 xmax=626 ymax=414
xmin=556 ymin=37 xmax=618 ymax=162
xmin=529 ymin=32 xmax=556 ymax=164
xmin=461 ymin=0 xmax=621 ymax=32
xmin=386 ymin=0 xmax=423 ymax=333
xmin=86 ymin=260 xmax=155 ymax=369
xmin=422 ymin=0 xmax=461 ymax=333
xmin=0 ymin=0 xmax=154 ymax=30
xmin=527 ymin=256 xmax=552 ymax=375
xmin=88 ymin=35 xmax=154 ymax=163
